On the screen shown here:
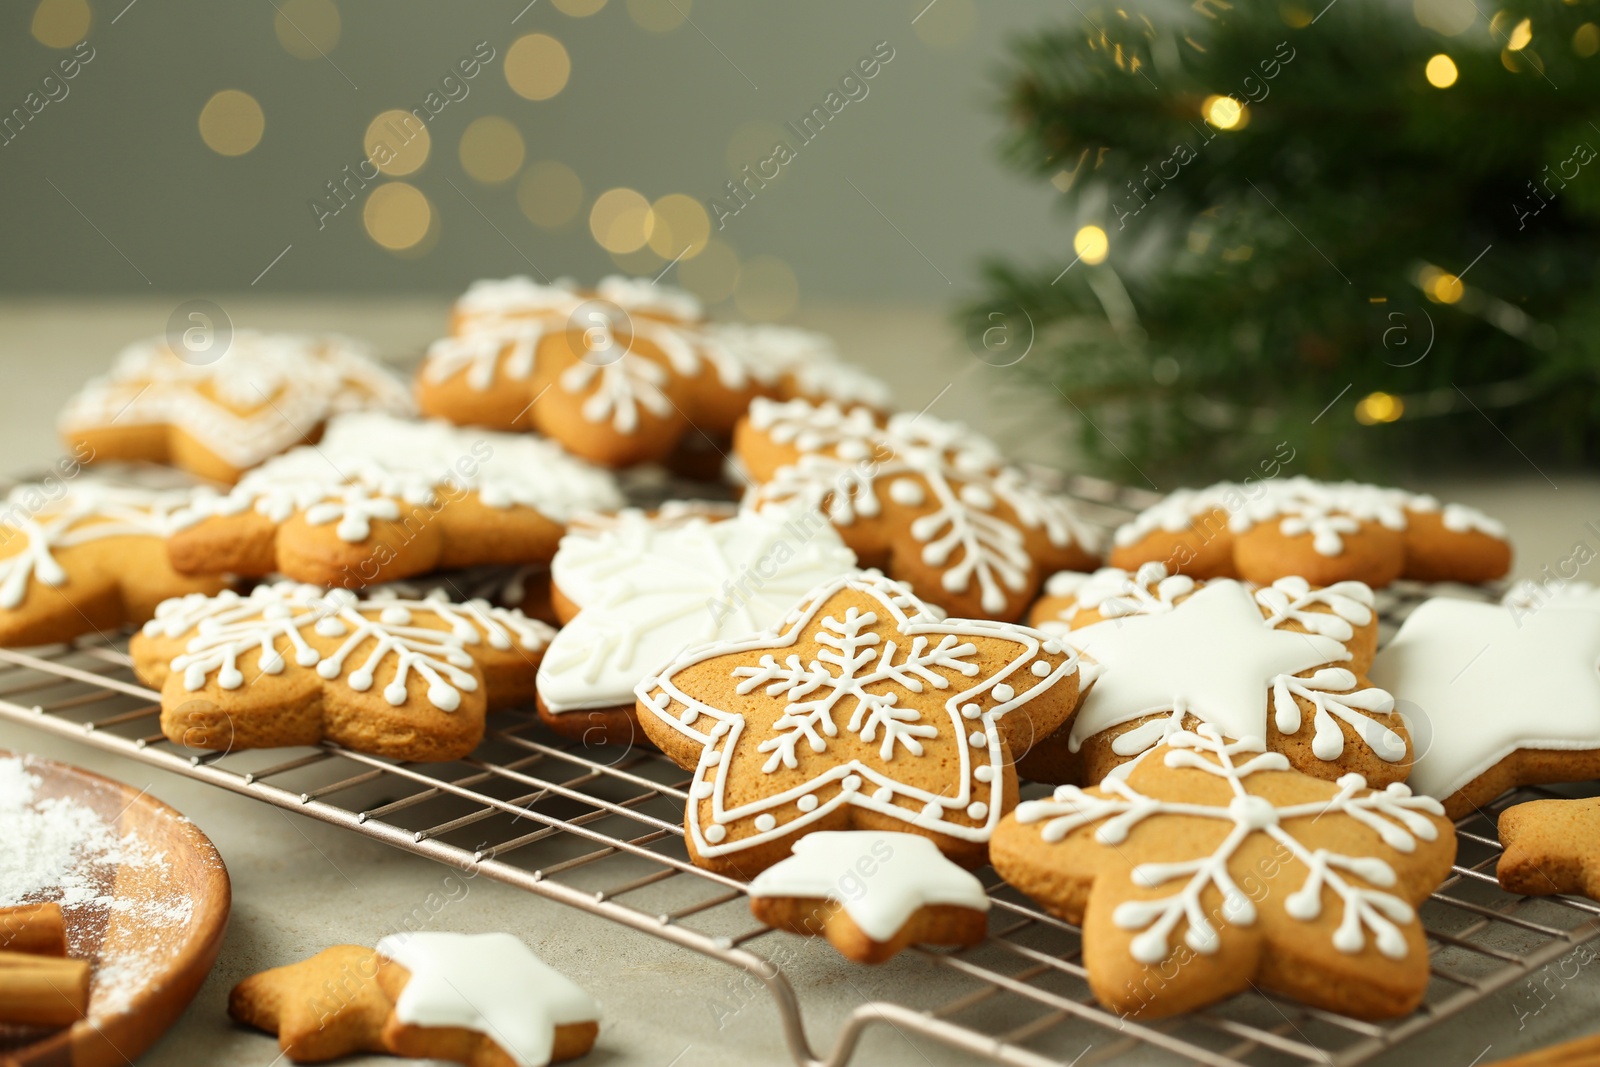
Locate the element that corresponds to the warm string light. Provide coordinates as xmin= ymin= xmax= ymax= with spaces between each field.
xmin=1354 ymin=391 xmax=1404 ymax=425
xmin=1074 ymin=225 xmax=1109 ymax=265
xmin=1425 ymin=54 xmax=1458 ymax=87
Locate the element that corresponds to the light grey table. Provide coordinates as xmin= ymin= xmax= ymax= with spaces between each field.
xmin=3 ymin=298 xmax=1599 ymax=1066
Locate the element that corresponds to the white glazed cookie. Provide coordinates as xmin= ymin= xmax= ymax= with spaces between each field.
xmin=1108 ymin=477 xmax=1511 ymax=588
xmin=535 ymin=505 xmax=858 ymax=744
xmin=992 ymin=727 xmax=1455 ymax=1020
xmin=165 ymin=413 xmax=623 ymax=589
xmin=1371 ymin=596 xmax=1600 ymax=818
xmin=132 ymin=581 xmax=553 ymax=761
xmin=59 ymin=331 xmax=412 ymax=484
xmin=635 ymin=571 xmax=1084 ymax=878
xmin=736 ymin=398 xmax=1100 ymax=621
xmin=1022 ymin=563 xmax=1408 ymax=788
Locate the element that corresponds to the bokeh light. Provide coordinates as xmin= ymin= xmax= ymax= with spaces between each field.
xmin=1354 ymin=391 xmax=1405 ymax=425
xmin=679 ymin=239 xmax=741 ymax=301
xmin=1421 ymin=268 xmax=1464 ymax=304
xmin=274 ymin=0 xmax=341 ymax=59
xmin=364 ymin=110 xmax=431 ymax=176
xmin=459 ymin=116 xmax=525 ymax=184
xmin=1575 ymin=23 xmax=1600 ymax=58
xmin=1074 ymin=225 xmax=1109 ymax=265
xmin=735 ymin=255 xmax=799 ymax=320
xmin=553 ymin=0 xmax=607 ymax=14
xmin=363 ymin=182 xmax=433 ymax=251
xmin=1425 ymin=54 xmax=1459 ymax=87
xmin=1507 ymin=17 xmax=1533 ymax=51
xmin=627 ymin=0 xmax=689 ymax=33
xmin=648 ymin=194 xmax=711 ymax=260
xmin=505 ymin=34 xmax=571 ymax=101
xmin=31 ymin=0 xmax=90 ymax=48
xmin=1413 ymin=0 xmax=1475 ymax=36
xmin=518 ymin=161 xmax=584 ymax=228
xmin=589 ymin=187 xmax=655 ymax=253
xmin=199 ymin=90 xmax=265 ymax=156
xmin=1203 ymin=95 xmax=1246 ymax=130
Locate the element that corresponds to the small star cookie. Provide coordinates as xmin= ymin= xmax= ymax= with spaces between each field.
xmin=1498 ymin=798 xmax=1600 ymax=900
xmin=228 ymin=944 xmax=389 ymax=1063
xmin=748 ymin=830 xmax=990 ymax=963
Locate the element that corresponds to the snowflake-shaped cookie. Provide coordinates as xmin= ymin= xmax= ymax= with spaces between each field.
xmin=1109 ymin=477 xmax=1510 ymax=588
xmin=167 ymin=413 xmax=622 ymax=590
xmin=534 ymin=506 xmax=858 ymax=743
xmin=737 ymin=398 xmax=1100 ymax=621
xmin=132 ymin=581 xmax=554 ymax=761
xmin=0 ymin=482 xmax=230 ymax=646
xmin=1022 ymin=563 xmax=1408 ymax=787
xmin=992 ymin=727 xmax=1454 ymax=1020
xmin=59 ymin=331 xmax=412 ymax=483
xmin=635 ymin=571 xmax=1083 ymax=877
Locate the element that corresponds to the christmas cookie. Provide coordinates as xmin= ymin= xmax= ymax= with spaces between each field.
xmin=132 ymin=581 xmax=553 ymax=761
xmin=59 ymin=331 xmax=412 ymax=484
xmin=382 ymin=562 xmax=558 ymax=626
xmin=992 ymin=727 xmax=1454 ymax=1019
xmin=1109 ymin=477 xmax=1510 ymax=588
xmin=1497 ymin=798 xmax=1600 ymax=900
xmin=702 ymin=323 xmax=894 ymax=410
xmin=634 ymin=571 xmax=1083 ymax=878
xmin=0 ymin=482 xmax=230 ymax=647
xmin=1370 ymin=597 xmax=1600 ymax=819
xmin=165 ymin=413 xmax=622 ymax=589
xmin=748 ymin=830 xmax=989 ymax=963
xmin=1020 ymin=564 xmax=1408 ymax=787
xmin=736 ymin=398 xmax=1100 ymax=621
xmin=536 ymin=505 xmax=858 ymax=745
xmin=229 ymin=945 xmax=389 ymax=1063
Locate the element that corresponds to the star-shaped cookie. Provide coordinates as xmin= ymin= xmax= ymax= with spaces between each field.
xmin=1022 ymin=563 xmax=1408 ymax=787
xmin=229 ymin=944 xmax=389 ymax=1062
xmin=992 ymin=727 xmax=1455 ymax=1020
xmin=748 ymin=830 xmax=990 ymax=963
xmin=736 ymin=398 xmax=1100 ymax=621
xmin=635 ymin=571 xmax=1083 ymax=878
xmin=1498 ymin=798 xmax=1600 ymax=900
xmin=1369 ymin=597 xmax=1600 ymax=818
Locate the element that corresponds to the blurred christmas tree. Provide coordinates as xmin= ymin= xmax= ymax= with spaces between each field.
xmin=970 ymin=0 xmax=1600 ymax=483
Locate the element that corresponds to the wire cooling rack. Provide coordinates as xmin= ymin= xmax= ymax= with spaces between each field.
xmin=2 ymin=471 xmax=1598 ymax=1067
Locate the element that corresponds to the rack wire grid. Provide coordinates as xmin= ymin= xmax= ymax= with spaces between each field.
xmin=2 ymin=469 xmax=1597 ymax=1067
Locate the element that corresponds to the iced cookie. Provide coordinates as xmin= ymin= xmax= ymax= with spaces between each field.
xmin=1109 ymin=478 xmax=1510 ymax=588
xmin=133 ymin=582 xmax=553 ymax=761
xmin=736 ymin=399 xmax=1100 ymax=621
xmin=536 ymin=505 xmax=858 ymax=745
xmin=165 ymin=413 xmax=622 ymax=589
xmin=1497 ymin=798 xmax=1600 ymax=900
xmin=1020 ymin=564 xmax=1407 ymax=787
xmin=701 ymin=323 xmax=893 ymax=410
xmin=59 ymin=331 xmax=412 ymax=484
xmin=635 ymin=571 xmax=1083 ymax=878
xmin=1370 ymin=597 xmax=1600 ymax=819
xmin=992 ymin=727 xmax=1454 ymax=1019
xmin=0 ymin=482 xmax=230 ymax=647
xmin=748 ymin=830 xmax=989 ymax=963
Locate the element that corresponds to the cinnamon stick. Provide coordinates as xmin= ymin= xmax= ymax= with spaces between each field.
xmin=0 ymin=903 xmax=68 ymax=956
xmin=0 ymin=949 xmax=90 ymax=1028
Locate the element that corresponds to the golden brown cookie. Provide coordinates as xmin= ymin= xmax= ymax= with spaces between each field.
xmin=747 ymin=830 xmax=990 ymax=963
xmin=1109 ymin=478 xmax=1510 ymax=588
xmin=635 ymin=571 xmax=1083 ymax=879
xmin=735 ymin=399 xmax=1100 ymax=621
xmin=132 ymin=582 xmax=553 ymax=761
xmin=1020 ymin=564 xmax=1408 ymax=788
xmin=0 ymin=482 xmax=230 ymax=647
xmin=165 ymin=413 xmax=622 ymax=590
xmin=59 ymin=331 xmax=412 ymax=484
xmin=229 ymin=945 xmax=389 ymax=1063
xmin=1497 ymin=798 xmax=1600 ymax=899
xmin=991 ymin=727 xmax=1455 ymax=1020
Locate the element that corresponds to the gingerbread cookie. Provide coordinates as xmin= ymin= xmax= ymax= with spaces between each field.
xmin=382 ymin=562 xmax=558 ymax=626
xmin=1021 ymin=564 xmax=1408 ymax=787
xmin=736 ymin=399 xmax=1099 ymax=621
xmin=701 ymin=323 xmax=893 ymax=410
xmin=1109 ymin=477 xmax=1511 ymax=588
xmin=635 ymin=571 xmax=1082 ymax=878
xmin=748 ymin=830 xmax=989 ymax=963
xmin=992 ymin=727 xmax=1454 ymax=1019
xmin=165 ymin=413 xmax=622 ymax=589
xmin=536 ymin=505 xmax=858 ymax=744
xmin=1370 ymin=597 xmax=1600 ymax=819
xmin=0 ymin=482 xmax=230 ymax=647
xmin=59 ymin=330 xmax=412 ymax=484
xmin=1497 ymin=798 xmax=1600 ymax=900
xmin=229 ymin=944 xmax=389 ymax=1062
xmin=133 ymin=581 xmax=553 ymax=761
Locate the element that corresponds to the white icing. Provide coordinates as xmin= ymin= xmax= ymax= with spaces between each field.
xmin=747 ymin=830 xmax=989 ymax=941
xmin=702 ymin=323 xmax=894 ymax=408
xmin=1052 ymin=567 xmax=1400 ymax=765
xmin=635 ymin=571 xmax=1079 ymax=858
xmin=537 ymin=507 xmax=858 ymax=713
xmin=376 ymin=932 xmax=599 ymax=1067
xmin=1371 ymin=597 xmax=1600 ymax=802
xmin=1014 ymin=727 xmax=1443 ymax=963
xmin=745 ymin=399 xmax=1098 ymax=614
xmin=144 ymin=582 xmax=552 ymax=710
xmin=175 ymin=413 xmax=622 ymax=542
xmin=57 ymin=331 xmax=412 ymax=471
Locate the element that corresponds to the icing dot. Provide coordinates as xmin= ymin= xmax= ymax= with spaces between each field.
xmin=966 ymin=802 xmax=989 ymax=820
xmin=678 ymin=707 xmax=697 ymax=725
xmin=959 ymin=484 xmax=995 ymax=509
xmin=922 ymin=800 xmax=943 ymax=817
xmin=692 ymin=782 xmax=713 ymax=798
xmin=797 ymin=794 xmax=818 ymax=812
xmin=704 ymin=825 xmax=727 ymax=843
xmin=842 ymin=774 xmax=862 ymax=792
xmin=384 ymin=682 xmax=409 ymax=706
xmin=315 ymin=617 xmax=346 ymax=637
xmin=888 ymin=478 xmax=926 ymax=507
xmin=1042 ymin=641 xmax=1062 ymax=655
xmin=380 ymin=606 xmax=411 ymax=625
xmin=974 ymin=765 xmax=996 ymax=783
xmin=1032 ymin=661 xmax=1051 ymax=677
xmin=705 ymin=751 xmax=722 ymax=767
xmin=992 ymin=684 xmax=1015 ymax=702
xmin=872 ymin=786 xmax=894 ymax=802
xmin=968 ymin=730 xmax=987 ymax=749
xmin=754 ymin=814 xmax=777 ymax=832
xmin=836 ymin=439 xmax=870 ymax=461
xmin=296 ymin=647 xmax=321 ymax=667
xmin=960 ymin=703 xmax=982 ymax=720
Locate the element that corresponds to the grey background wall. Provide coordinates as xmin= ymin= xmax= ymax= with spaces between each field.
xmin=0 ymin=0 xmax=1073 ymax=307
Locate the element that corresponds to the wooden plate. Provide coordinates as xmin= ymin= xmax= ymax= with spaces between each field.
xmin=0 ymin=752 xmax=230 ymax=1067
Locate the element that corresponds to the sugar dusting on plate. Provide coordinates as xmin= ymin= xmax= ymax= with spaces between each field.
xmin=0 ymin=756 xmax=195 ymax=1018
